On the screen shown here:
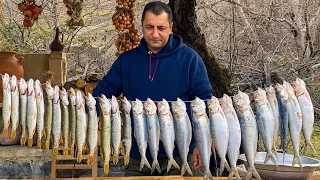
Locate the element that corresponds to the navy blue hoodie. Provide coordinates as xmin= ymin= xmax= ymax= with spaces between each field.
xmin=92 ymin=33 xmax=213 ymax=159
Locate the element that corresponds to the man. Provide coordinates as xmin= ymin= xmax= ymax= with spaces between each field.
xmin=92 ymin=1 xmax=213 ymax=176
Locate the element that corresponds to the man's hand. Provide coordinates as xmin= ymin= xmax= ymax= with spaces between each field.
xmin=193 ymin=146 xmax=203 ymax=170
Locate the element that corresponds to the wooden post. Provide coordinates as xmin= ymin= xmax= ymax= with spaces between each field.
xmin=49 ymin=51 xmax=67 ymax=85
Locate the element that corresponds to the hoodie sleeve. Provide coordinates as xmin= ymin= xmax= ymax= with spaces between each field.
xmin=92 ymin=57 xmax=123 ymax=114
xmin=187 ymin=52 xmax=213 ymax=100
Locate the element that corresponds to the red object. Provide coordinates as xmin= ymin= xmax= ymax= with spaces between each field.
xmin=29 ymin=5 xmax=39 ymax=14
xmin=37 ymin=6 xmax=43 ymax=14
xmin=23 ymin=9 xmax=32 ymax=18
xmin=23 ymin=19 xmax=33 ymax=28
xmin=26 ymin=0 xmax=35 ymax=3
xmin=18 ymin=3 xmax=27 ymax=12
xmin=31 ymin=13 xmax=38 ymax=20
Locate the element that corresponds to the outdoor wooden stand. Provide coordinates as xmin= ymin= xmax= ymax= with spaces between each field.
xmin=51 ymin=146 xmax=98 ymax=179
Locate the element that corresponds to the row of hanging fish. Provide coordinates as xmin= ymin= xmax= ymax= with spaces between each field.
xmin=1 ymin=73 xmax=99 ymax=166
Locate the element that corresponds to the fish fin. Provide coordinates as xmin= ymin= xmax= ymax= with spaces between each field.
xmin=204 ymin=169 xmax=213 ymax=180
xmin=120 ymin=143 xmax=125 ymax=156
xmin=264 ymin=152 xmax=278 ymax=166
xmin=42 ymin=130 xmax=46 ymax=138
xmin=304 ymin=139 xmax=318 ymax=156
xmin=219 ymin=160 xmax=231 ymax=175
xmin=3 ymin=128 xmax=9 ymax=137
xmin=151 ymin=160 xmax=161 ymax=174
xmin=100 ymin=148 xmax=104 ymax=160
xmin=28 ymin=138 xmax=33 ymax=147
xmin=246 ymin=168 xmax=261 ymax=180
xmin=20 ymin=135 xmax=26 ymax=146
xmin=37 ymin=139 xmax=42 ymax=149
xmin=77 ymin=150 xmax=82 ymax=163
xmin=104 ymin=162 xmax=109 ymax=174
xmin=181 ymin=163 xmax=193 ymax=176
xmin=10 ymin=130 xmax=16 ymax=139
xmin=273 ymin=142 xmax=279 ymax=159
xmin=53 ymin=147 xmax=59 ymax=156
xmin=124 ymin=155 xmax=130 ymax=166
xmin=228 ymin=169 xmax=241 ymax=180
xmin=292 ymin=155 xmax=303 ymax=168
xmin=59 ymin=137 xmax=63 ymax=145
xmin=70 ymin=145 xmax=75 ymax=157
xmin=167 ymin=158 xmax=180 ymax=172
xmin=63 ymin=148 xmax=69 ymax=156
xmin=113 ymin=154 xmax=119 ymax=165
xmin=87 ymin=155 xmax=94 ymax=165
xmin=140 ymin=157 xmax=151 ymax=171
xmin=45 ymin=139 xmax=50 ymax=150
xmin=9 ymin=105 xmax=11 ymax=113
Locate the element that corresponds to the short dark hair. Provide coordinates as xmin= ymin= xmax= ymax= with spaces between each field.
xmin=141 ymin=1 xmax=173 ymax=23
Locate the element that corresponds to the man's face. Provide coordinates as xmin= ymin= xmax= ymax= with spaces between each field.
xmin=142 ymin=11 xmax=173 ymax=53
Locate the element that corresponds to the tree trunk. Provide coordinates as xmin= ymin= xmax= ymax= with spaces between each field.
xmin=168 ymin=0 xmax=230 ymax=97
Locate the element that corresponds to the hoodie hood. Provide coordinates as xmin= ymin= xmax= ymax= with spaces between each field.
xmin=138 ymin=33 xmax=185 ymax=59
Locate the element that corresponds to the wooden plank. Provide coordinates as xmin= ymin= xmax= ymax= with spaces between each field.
xmin=0 ymin=103 xmax=2 ymax=107
xmin=45 ymin=177 xmax=228 ymax=180
xmin=56 ymin=164 xmax=93 ymax=170
xmin=56 ymin=155 xmax=90 ymax=160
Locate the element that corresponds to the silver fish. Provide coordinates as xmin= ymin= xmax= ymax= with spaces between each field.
xmin=76 ymin=90 xmax=87 ymax=163
xmin=52 ymin=86 xmax=62 ymax=155
xmin=219 ymin=94 xmax=241 ymax=180
xmin=10 ymin=75 xmax=19 ymax=139
xmin=266 ymin=85 xmax=280 ymax=152
xmin=283 ymin=81 xmax=303 ymax=167
xmin=85 ymin=93 xmax=98 ymax=165
xmin=253 ymin=88 xmax=277 ymax=165
xmin=111 ymin=95 xmax=122 ymax=165
xmin=233 ymin=91 xmax=261 ymax=180
xmin=120 ymin=96 xmax=132 ymax=166
xmin=60 ymin=88 xmax=69 ymax=155
xmin=18 ymin=78 xmax=28 ymax=145
xmin=171 ymin=98 xmax=192 ymax=176
xmin=27 ymin=79 xmax=37 ymax=147
xmin=2 ymin=73 xmax=11 ymax=137
xmin=144 ymin=98 xmax=161 ymax=173
xmin=207 ymin=96 xmax=230 ymax=175
xmin=157 ymin=98 xmax=180 ymax=172
xmin=292 ymin=78 xmax=317 ymax=156
xmin=131 ymin=98 xmax=151 ymax=171
xmin=191 ymin=97 xmax=213 ymax=180
xmin=35 ymin=80 xmax=45 ymax=149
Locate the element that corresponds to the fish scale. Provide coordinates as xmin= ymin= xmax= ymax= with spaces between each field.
xmin=52 ymin=86 xmax=62 ymax=155
xmin=111 ymin=96 xmax=122 ymax=165
xmin=2 ymin=73 xmax=11 ymax=137
xmin=76 ymin=90 xmax=87 ymax=163
xmin=43 ymin=81 xmax=54 ymax=150
xmin=85 ymin=93 xmax=98 ymax=165
xmin=121 ymin=96 xmax=132 ymax=166
xmin=60 ymin=88 xmax=69 ymax=155
xmin=68 ymin=88 xmax=77 ymax=156
xmin=35 ymin=80 xmax=45 ymax=149
xmin=266 ymin=85 xmax=280 ymax=152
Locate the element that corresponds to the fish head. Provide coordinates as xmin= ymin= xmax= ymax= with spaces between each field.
xmin=59 ymin=88 xmax=69 ymax=106
xmin=171 ymin=98 xmax=186 ymax=116
xmin=10 ymin=75 xmax=17 ymax=92
xmin=67 ymin=88 xmax=77 ymax=106
xmin=157 ymin=98 xmax=170 ymax=115
xmin=34 ymin=80 xmax=43 ymax=97
xmin=18 ymin=78 xmax=27 ymax=95
xmin=111 ymin=95 xmax=119 ymax=114
xmin=121 ymin=96 xmax=131 ymax=114
xmin=53 ymin=86 xmax=60 ymax=104
xmin=131 ymin=98 xmax=144 ymax=115
xmin=190 ymin=97 xmax=206 ymax=117
xmin=144 ymin=98 xmax=157 ymax=115
xmin=98 ymin=94 xmax=111 ymax=114
xmin=253 ymin=88 xmax=266 ymax=105
xmin=76 ymin=90 xmax=84 ymax=109
xmin=2 ymin=73 xmax=10 ymax=89
xmin=42 ymin=81 xmax=54 ymax=98
xmin=283 ymin=81 xmax=294 ymax=94
xmin=27 ymin=79 xmax=35 ymax=96
xmin=276 ymin=84 xmax=289 ymax=101
xmin=265 ymin=85 xmax=275 ymax=99
xmin=84 ymin=93 xmax=96 ymax=110
xmin=233 ymin=90 xmax=249 ymax=109
xmin=295 ymin=78 xmax=306 ymax=87
xmin=292 ymin=79 xmax=306 ymax=96
xmin=207 ymin=96 xmax=220 ymax=113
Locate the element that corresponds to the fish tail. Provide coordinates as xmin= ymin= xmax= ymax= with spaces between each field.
xmin=52 ymin=147 xmax=59 ymax=156
xmin=181 ymin=163 xmax=193 ymax=176
xmin=246 ymin=168 xmax=261 ymax=180
xmin=10 ymin=130 xmax=16 ymax=139
xmin=45 ymin=139 xmax=50 ymax=150
xmin=113 ymin=155 xmax=119 ymax=165
xmin=264 ymin=152 xmax=278 ymax=166
xmin=63 ymin=148 xmax=69 ymax=156
xmin=76 ymin=151 xmax=82 ymax=163
xmin=219 ymin=161 xmax=230 ymax=175
xmin=87 ymin=155 xmax=94 ymax=165
xmin=124 ymin=155 xmax=130 ymax=166
xmin=167 ymin=158 xmax=180 ymax=172
xmin=151 ymin=160 xmax=161 ymax=173
xmin=140 ymin=157 xmax=151 ymax=171
xmin=104 ymin=162 xmax=109 ymax=174
xmin=273 ymin=143 xmax=279 ymax=159
xmin=228 ymin=169 xmax=241 ymax=180
xmin=37 ymin=139 xmax=42 ymax=149
xmin=28 ymin=138 xmax=33 ymax=147
xmin=204 ymin=169 xmax=213 ymax=180
xmin=20 ymin=135 xmax=26 ymax=146
xmin=304 ymin=139 xmax=318 ymax=156
xmin=2 ymin=128 xmax=9 ymax=137
xmin=292 ymin=155 xmax=302 ymax=168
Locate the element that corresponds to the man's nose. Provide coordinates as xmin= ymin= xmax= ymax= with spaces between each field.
xmin=152 ymin=27 xmax=160 ymax=38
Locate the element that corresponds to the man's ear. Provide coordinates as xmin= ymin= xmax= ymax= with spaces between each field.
xmin=169 ymin=22 xmax=173 ymax=32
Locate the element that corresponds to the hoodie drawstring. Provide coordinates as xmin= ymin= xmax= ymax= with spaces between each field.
xmin=148 ymin=51 xmax=159 ymax=81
